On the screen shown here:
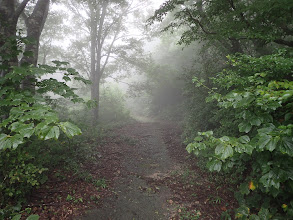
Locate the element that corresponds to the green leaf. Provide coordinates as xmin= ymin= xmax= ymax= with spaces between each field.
xmin=43 ymin=126 xmax=60 ymax=140
xmin=280 ymin=137 xmax=293 ymax=156
xmin=235 ymin=206 xmax=250 ymax=218
xmin=215 ymin=144 xmax=233 ymax=160
xmin=239 ymin=182 xmax=250 ymax=195
xmin=257 ymin=134 xmax=271 ymax=150
xmin=0 ymin=134 xmax=12 ymax=150
xmin=251 ymin=117 xmax=262 ymax=126
xmin=26 ymin=215 xmax=39 ymax=220
xmin=20 ymin=125 xmax=35 ymax=138
xmin=220 ymin=136 xmax=230 ymax=142
xmin=10 ymin=134 xmax=24 ymax=148
xmin=186 ymin=143 xmax=194 ymax=154
xmin=259 ymin=171 xmax=280 ymax=189
xmin=194 ymin=136 xmax=203 ymax=141
xmin=237 ymin=95 xmax=254 ymax=107
xmin=235 ymin=144 xmax=254 ymax=155
xmin=239 ymin=122 xmax=252 ymax=133
xmin=258 ymin=208 xmax=270 ymax=219
xmin=238 ymin=135 xmax=250 ymax=144
xmin=10 ymin=122 xmax=34 ymax=138
xmin=265 ymin=137 xmax=279 ymax=152
xmin=257 ymin=124 xmax=275 ymax=134
xmin=207 ymin=159 xmax=222 ymax=172
xmin=59 ymin=122 xmax=81 ymax=138
xmin=12 ymin=214 xmax=21 ymax=220
xmin=0 ymin=133 xmax=7 ymax=141
xmin=285 ymin=113 xmax=292 ymax=121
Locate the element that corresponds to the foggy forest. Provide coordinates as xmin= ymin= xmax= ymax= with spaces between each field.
xmin=0 ymin=0 xmax=293 ymax=219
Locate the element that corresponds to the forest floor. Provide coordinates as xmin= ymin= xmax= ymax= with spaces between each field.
xmin=25 ymin=120 xmax=237 ymax=219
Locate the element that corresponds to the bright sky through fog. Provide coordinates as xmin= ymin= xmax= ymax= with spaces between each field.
xmin=152 ymin=0 xmax=165 ymax=8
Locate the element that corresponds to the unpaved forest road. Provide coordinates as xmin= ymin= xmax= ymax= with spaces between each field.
xmin=77 ymin=121 xmax=236 ymax=220
xmin=79 ymin=121 xmax=177 ymax=219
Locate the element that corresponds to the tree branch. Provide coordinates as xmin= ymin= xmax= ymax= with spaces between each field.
xmin=184 ymin=8 xmax=216 ymax=35
xmin=227 ymin=0 xmax=250 ymax=28
xmin=274 ymin=39 xmax=293 ymax=47
xmin=14 ymin=0 xmax=30 ymax=20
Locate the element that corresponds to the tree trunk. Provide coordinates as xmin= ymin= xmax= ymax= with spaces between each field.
xmin=0 ymin=0 xmax=29 ymax=77
xmin=21 ymin=0 xmax=50 ymax=91
xmin=89 ymin=1 xmax=99 ymax=125
xmin=91 ymin=75 xmax=100 ymax=124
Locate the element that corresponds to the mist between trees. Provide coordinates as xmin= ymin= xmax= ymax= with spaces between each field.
xmin=1 ymin=0 xmax=293 ymax=219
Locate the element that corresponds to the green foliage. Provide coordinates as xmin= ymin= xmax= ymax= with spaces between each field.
xmin=186 ymin=50 xmax=293 ymax=218
xmin=0 ymin=35 xmax=89 ymax=219
xmin=0 ymin=61 xmax=88 ymax=150
xmin=99 ymin=85 xmax=130 ymax=123
xmin=0 ymin=146 xmax=46 ymax=218
xmin=148 ymin=0 xmax=293 ymax=47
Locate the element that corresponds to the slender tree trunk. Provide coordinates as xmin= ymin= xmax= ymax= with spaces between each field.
xmin=89 ymin=1 xmax=99 ymax=125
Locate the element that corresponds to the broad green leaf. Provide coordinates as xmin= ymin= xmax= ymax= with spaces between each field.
xmin=239 ymin=122 xmax=252 ymax=133
xmin=194 ymin=136 xmax=203 ymax=141
xmin=237 ymin=95 xmax=254 ymax=107
xmin=26 ymin=215 xmax=39 ymax=220
xmin=10 ymin=122 xmax=22 ymax=131
xmin=280 ymin=137 xmax=293 ymax=156
xmin=10 ymin=122 xmax=34 ymax=138
xmin=35 ymin=122 xmax=48 ymax=132
xmin=197 ymin=142 xmax=206 ymax=150
xmin=257 ymin=124 xmax=275 ymax=134
xmin=0 ymin=135 xmax=12 ymax=150
xmin=215 ymin=144 xmax=233 ymax=159
xmin=235 ymin=206 xmax=250 ymax=218
xmin=186 ymin=143 xmax=194 ymax=154
xmin=207 ymin=159 xmax=222 ymax=172
xmin=238 ymin=135 xmax=250 ymax=144
xmin=59 ymin=122 xmax=82 ymax=138
xmin=19 ymin=125 xmax=35 ymax=138
xmin=12 ymin=214 xmax=21 ymax=220
xmin=250 ymin=117 xmax=262 ymax=126
xmin=265 ymin=137 xmax=279 ymax=152
xmin=0 ymin=133 xmax=7 ymax=141
xmin=259 ymin=171 xmax=280 ymax=189
xmin=10 ymin=134 xmax=24 ymax=148
xmin=43 ymin=126 xmax=60 ymax=140
xmin=235 ymin=144 xmax=254 ymax=154
xmin=257 ymin=135 xmax=271 ymax=150
xmin=220 ymin=136 xmax=230 ymax=142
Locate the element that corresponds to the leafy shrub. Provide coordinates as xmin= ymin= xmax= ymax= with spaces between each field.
xmin=0 ymin=147 xmax=47 ymax=214
xmin=0 ymin=37 xmax=88 ymax=218
xmin=187 ymin=50 xmax=293 ymax=218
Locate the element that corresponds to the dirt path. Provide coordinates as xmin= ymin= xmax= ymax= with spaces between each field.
xmin=23 ymin=120 xmax=236 ymax=219
xmin=76 ymin=121 xmax=237 ymax=220
xmin=78 ymin=122 xmax=177 ymax=219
